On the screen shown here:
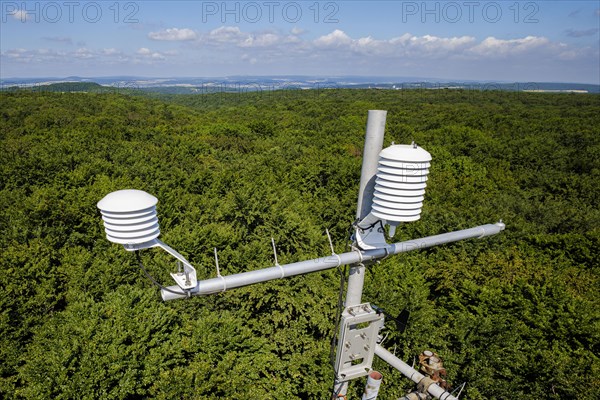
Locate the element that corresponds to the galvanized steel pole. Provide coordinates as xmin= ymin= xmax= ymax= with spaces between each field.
xmin=334 ymin=110 xmax=387 ymax=397
xmin=356 ymin=110 xmax=387 ymax=221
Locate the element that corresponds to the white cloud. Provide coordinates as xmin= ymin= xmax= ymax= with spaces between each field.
xmin=284 ymin=35 xmax=302 ymax=44
xmin=314 ymin=30 xmax=353 ymax=47
xmin=0 ymin=46 xmax=174 ymax=71
xmin=164 ymin=27 xmax=595 ymax=75
xmin=291 ymin=27 xmax=305 ymax=35
xmin=196 ymin=27 xmax=289 ymax=49
xmin=5 ymin=48 xmax=28 ymax=59
xmin=12 ymin=9 xmax=29 ymax=21
xmin=3 ymin=48 xmax=67 ymax=63
xmin=386 ymin=34 xmax=475 ymax=57
xmin=356 ymin=36 xmax=375 ymax=47
xmin=74 ymin=48 xmax=94 ymax=59
xmin=102 ymin=48 xmax=120 ymax=56
xmin=242 ymin=54 xmax=258 ymax=65
xmin=2 ymin=46 xmax=168 ymax=64
xmin=206 ymin=26 xmax=247 ymax=44
xmin=411 ymin=34 xmax=475 ymax=50
xmin=469 ymin=36 xmax=551 ymax=57
xmin=2 ymin=28 xmax=597 ymax=83
xmin=313 ymin=30 xmax=475 ymax=59
xmin=148 ymin=28 xmax=197 ymax=41
xmin=136 ymin=47 xmax=166 ymax=61
xmin=556 ymin=45 xmax=596 ymax=61
xmin=240 ymin=33 xmax=280 ymax=48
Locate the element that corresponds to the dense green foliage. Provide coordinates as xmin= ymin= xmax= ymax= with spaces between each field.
xmin=1 ymin=89 xmax=599 ymax=399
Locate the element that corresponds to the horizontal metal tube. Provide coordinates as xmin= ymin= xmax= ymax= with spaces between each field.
xmin=161 ymin=222 xmax=505 ymax=301
xmin=388 ymin=221 xmax=505 ymax=255
xmin=374 ymin=345 xmax=458 ymax=400
xmin=161 ymin=252 xmax=364 ymax=301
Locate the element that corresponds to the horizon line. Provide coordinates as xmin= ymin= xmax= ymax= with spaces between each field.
xmin=2 ymin=75 xmax=599 ymax=86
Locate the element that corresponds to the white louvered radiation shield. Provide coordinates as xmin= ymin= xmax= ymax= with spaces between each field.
xmin=371 ymin=143 xmax=431 ymax=236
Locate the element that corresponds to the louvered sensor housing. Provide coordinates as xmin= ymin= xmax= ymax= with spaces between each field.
xmin=372 ymin=143 xmax=431 ymax=233
xmin=97 ymin=189 xmax=197 ymax=290
xmin=356 ymin=142 xmax=431 ymax=249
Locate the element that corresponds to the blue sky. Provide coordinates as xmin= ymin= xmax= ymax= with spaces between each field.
xmin=1 ymin=1 xmax=599 ymax=83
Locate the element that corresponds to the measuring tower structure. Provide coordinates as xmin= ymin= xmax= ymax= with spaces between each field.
xmin=97 ymin=110 xmax=505 ymax=399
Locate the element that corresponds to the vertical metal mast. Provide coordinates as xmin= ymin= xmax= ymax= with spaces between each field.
xmin=348 ymin=110 xmax=386 ymax=306
xmin=333 ymin=110 xmax=387 ymax=398
xmin=356 ymin=110 xmax=387 ymax=222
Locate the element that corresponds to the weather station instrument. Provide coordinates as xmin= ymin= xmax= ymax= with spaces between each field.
xmin=97 ymin=110 xmax=505 ymax=399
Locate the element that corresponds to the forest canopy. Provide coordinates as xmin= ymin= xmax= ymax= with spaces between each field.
xmin=0 ymin=89 xmax=599 ymax=399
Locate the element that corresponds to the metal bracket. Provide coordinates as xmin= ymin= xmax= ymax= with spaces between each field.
xmin=326 ymin=228 xmax=342 ymax=266
xmin=124 ymin=238 xmax=197 ymax=290
xmin=158 ymin=240 xmax=197 ymax=290
xmin=272 ymin=237 xmax=284 ymax=278
xmin=214 ymin=247 xmax=227 ymax=292
xmin=354 ymin=217 xmax=388 ymax=250
xmin=334 ymin=303 xmax=385 ymax=382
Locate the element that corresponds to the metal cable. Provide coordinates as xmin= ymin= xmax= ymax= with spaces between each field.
xmin=329 ymin=262 xmax=346 ymax=366
xmin=135 ymin=251 xmax=188 ymax=296
xmin=329 ymin=223 xmax=356 ymax=396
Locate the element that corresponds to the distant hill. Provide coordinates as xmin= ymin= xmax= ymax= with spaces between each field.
xmin=2 ymin=76 xmax=599 ymax=93
xmin=4 ymin=81 xmax=107 ymax=93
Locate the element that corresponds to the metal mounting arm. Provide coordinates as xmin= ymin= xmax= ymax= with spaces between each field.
xmin=156 ymin=240 xmax=197 ymax=290
xmin=125 ymin=238 xmax=197 ymax=290
xmin=160 ymin=221 xmax=505 ymax=300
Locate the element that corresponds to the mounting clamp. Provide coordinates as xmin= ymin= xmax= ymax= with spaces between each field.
xmin=334 ymin=303 xmax=385 ymax=381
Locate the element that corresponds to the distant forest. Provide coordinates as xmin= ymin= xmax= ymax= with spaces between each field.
xmin=0 ymin=89 xmax=598 ymax=399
